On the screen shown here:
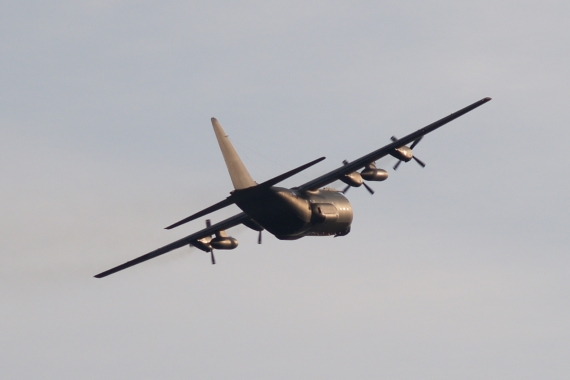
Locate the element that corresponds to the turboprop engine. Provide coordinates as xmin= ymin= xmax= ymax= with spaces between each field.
xmin=360 ymin=162 xmax=388 ymax=181
xmin=390 ymin=135 xmax=426 ymax=170
xmin=392 ymin=144 xmax=414 ymax=162
xmin=340 ymin=161 xmax=388 ymax=194
xmin=194 ymin=234 xmax=238 ymax=251
xmin=210 ymin=236 xmax=238 ymax=249
xmin=190 ymin=219 xmax=238 ymax=264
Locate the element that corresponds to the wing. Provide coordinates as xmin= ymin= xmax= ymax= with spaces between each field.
xmin=94 ymin=212 xmax=249 ymax=278
xmin=296 ymin=97 xmax=491 ymax=191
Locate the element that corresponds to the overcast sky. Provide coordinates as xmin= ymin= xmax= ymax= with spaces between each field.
xmin=1 ymin=1 xmax=569 ymax=379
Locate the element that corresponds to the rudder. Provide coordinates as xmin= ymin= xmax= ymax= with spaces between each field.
xmin=211 ymin=118 xmax=256 ymax=190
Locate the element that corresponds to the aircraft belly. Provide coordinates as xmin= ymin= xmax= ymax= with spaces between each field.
xmin=235 ymin=187 xmax=354 ymax=239
xmin=234 ymin=187 xmax=310 ymax=237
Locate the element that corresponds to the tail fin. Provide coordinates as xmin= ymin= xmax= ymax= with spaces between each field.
xmin=211 ymin=118 xmax=256 ymax=190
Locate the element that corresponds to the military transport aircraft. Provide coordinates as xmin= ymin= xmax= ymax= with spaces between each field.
xmin=94 ymin=97 xmax=491 ymax=278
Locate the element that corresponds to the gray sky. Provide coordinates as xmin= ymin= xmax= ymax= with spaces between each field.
xmin=1 ymin=1 xmax=569 ymax=379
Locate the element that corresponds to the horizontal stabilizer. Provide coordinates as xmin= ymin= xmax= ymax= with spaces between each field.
xmin=165 ymin=156 xmax=325 ymax=230
xmin=165 ymin=197 xmax=235 ymax=230
xmin=256 ymin=156 xmax=326 ymax=188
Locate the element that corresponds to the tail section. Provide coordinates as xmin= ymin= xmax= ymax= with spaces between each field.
xmin=211 ymin=118 xmax=256 ymax=190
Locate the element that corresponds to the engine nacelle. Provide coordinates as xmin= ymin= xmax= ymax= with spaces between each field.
xmin=210 ymin=236 xmax=238 ymax=250
xmin=192 ymin=237 xmax=212 ymax=252
xmin=340 ymin=171 xmax=363 ymax=187
xmin=392 ymin=145 xmax=413 ymax=162
xmin=361 ymin=168 xmax=388 ymax=181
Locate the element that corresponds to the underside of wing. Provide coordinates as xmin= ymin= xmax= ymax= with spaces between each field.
xmin=94 ymin=213 xmax=250 ymax=278
xmin=296 ymin=97 xmax=491 ymax=191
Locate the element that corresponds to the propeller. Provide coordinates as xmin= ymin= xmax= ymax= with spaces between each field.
xmin=341 ymin=160 xmax=375 ymax=195
xmin=391 ymin=136 xmax=426 ymax=170
xmin=258 ymin=230 xmax=262 ymax=244
xmin=205 ymin=219 xmax=216 ymax=265
xmin=342 ymin=183 xmax=375 ymax=195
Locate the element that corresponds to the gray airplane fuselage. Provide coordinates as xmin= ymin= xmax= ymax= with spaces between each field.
xmin=232 ymin=187 xmax=353 ymax=240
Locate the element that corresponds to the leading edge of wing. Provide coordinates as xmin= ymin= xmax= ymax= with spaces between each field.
xmin=94 ymin=213 xmax=249 ymax=278
xmin=297 ymin=97 xmax=492 ymax=191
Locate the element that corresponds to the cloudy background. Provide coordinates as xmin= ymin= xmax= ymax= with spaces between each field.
xmin=1 ymin=1 xmax=569 ymax=378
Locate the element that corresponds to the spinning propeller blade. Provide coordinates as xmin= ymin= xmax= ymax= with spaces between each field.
xmin=363 ymin=182 xmax=375 ymax=195
xmin=205 ymin=219 xmax=216 ymax=264
xmin=413 ymin=156 xmax=426 ymax=167
xmin=410 ymin=135 xmax=423 ymax=149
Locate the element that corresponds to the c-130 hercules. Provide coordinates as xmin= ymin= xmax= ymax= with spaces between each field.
xmin=95 ymin=97 xmax=491 ymax=278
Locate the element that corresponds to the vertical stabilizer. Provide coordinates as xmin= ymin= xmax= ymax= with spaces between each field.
xmin=211 ymin=118 xmax=256 ymax=190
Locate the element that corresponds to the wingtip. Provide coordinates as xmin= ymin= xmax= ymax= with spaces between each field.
xmin=483 ymin=97 xmax=492 ymax=101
